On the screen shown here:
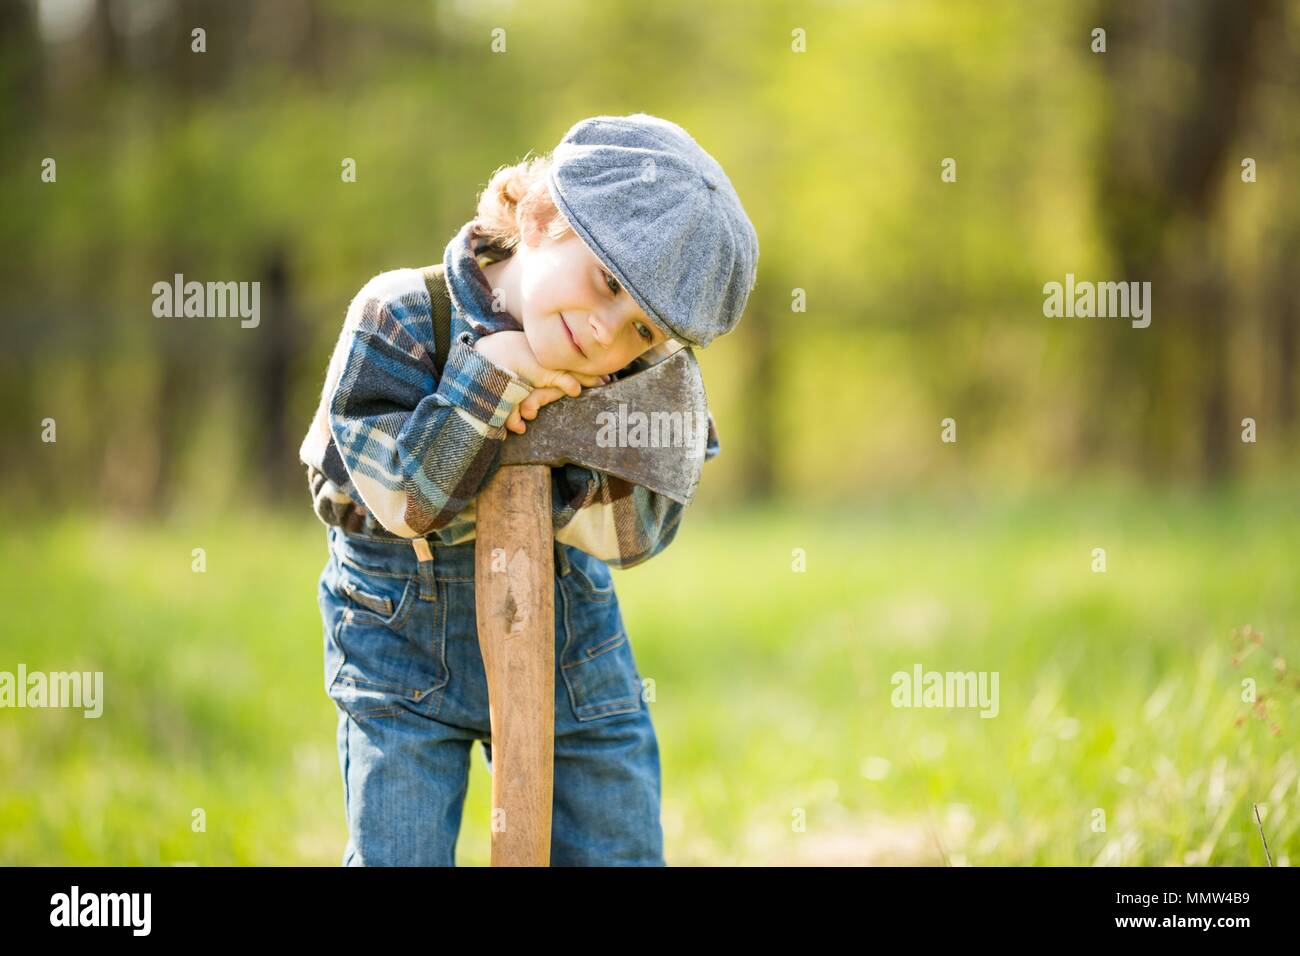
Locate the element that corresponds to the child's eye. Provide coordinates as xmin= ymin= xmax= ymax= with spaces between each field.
xmin=635 ymin=321 xmax=653 ymax=343
xmin=602 ymin=269 xmax=621 ymax=296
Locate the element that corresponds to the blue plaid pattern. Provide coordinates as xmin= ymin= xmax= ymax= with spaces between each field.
xmin=299 ymin=218 xmax=719 ymax=569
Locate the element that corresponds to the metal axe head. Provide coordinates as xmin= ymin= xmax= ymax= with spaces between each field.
xmin=497 ymin=346 xmax=710 ymax=506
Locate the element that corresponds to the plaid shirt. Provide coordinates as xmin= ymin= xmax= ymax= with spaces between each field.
xmin=298 ymin=217 xmax=720 ymax=569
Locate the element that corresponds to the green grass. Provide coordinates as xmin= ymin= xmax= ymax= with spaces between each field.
xmin=1 ymin=489 xmax=1297 ymax=865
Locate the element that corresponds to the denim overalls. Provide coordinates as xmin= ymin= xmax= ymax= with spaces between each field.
xmin=316 ymin=524 xmax=665 ymax=866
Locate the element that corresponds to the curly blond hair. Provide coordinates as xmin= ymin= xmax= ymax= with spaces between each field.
xmin=472 ymin=150 xmax=687 ymax=358
xmin=473 ymin=152 xmax=575 ymax=252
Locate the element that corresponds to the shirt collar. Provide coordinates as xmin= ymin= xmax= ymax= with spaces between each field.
xmin=441 ymin=218 xmax=523 ymax=339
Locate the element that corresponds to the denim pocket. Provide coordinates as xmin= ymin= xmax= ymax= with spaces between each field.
xmin=329 ymin=550 xmax=419 ymax=629
xmin=320 ymin=551 xmax=448 ymax=719
xmin=558 ymin=570 xmax=641 ymax=722
xmin=563 ymin=547 xmax=615 ymax=603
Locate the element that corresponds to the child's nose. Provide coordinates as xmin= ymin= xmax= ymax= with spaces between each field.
xmin=587 ymin=310 xmax=616 ymax=347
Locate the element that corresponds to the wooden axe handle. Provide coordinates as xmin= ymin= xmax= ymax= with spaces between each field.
xmin=473 ymin=464 xmax=554 ymax=866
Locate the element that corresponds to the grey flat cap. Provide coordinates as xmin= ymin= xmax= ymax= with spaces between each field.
xmin=545 ymin=113 xmax=759 ymax=348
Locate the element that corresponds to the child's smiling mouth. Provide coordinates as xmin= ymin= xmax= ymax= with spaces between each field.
xmin=559 ymin=311 xmax=587 ymax=359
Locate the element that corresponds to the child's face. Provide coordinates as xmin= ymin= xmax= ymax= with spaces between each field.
xmin=510 ymin=230 xmax=672 ymax=376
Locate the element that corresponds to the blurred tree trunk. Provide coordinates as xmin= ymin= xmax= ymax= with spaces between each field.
xmin=1092 ymin=0 xmax=1276 ymax=482
xmin=249 ymin=247 xmax=302 ymax=504
xmin=1270 ymin=226 xmax=1300 ymax=434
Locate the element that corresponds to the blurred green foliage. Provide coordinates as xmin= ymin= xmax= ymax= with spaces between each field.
xmin=2 ymin=0 xmax=1299 ymax=866
xmin=1 ymin=491 xmax=1296 ymax=864
xmin=2 ymin=0 xmax=1298 ymax=513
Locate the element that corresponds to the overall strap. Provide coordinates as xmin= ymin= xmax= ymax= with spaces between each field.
xmin=421 ymin=263 xmax=454 ymax=377
xmin=411 ymin=264 xmax=453 ymax=579
xmin=411 ymin=536 xmax=437 ymax=601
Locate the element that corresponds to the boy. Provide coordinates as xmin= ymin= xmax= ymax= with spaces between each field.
xmin=299 ymin=112 xmax=759 ymax=865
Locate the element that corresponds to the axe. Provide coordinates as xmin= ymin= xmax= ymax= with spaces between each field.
xmin=473 ymin=345 xmax=709 ymax=866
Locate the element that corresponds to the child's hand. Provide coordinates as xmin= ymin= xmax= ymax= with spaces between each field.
xmin=503 ymin=385 xmax=569 ymax=434
xmin=474 ymin=330 xmax=610 ymax=434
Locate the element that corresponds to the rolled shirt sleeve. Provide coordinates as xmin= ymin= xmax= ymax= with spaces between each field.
xmin=326 ymin=269 xmax=532 ymax=538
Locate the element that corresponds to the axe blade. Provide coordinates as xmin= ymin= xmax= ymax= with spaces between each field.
xmin=497 ymin=347 xmax=709 ymax=506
